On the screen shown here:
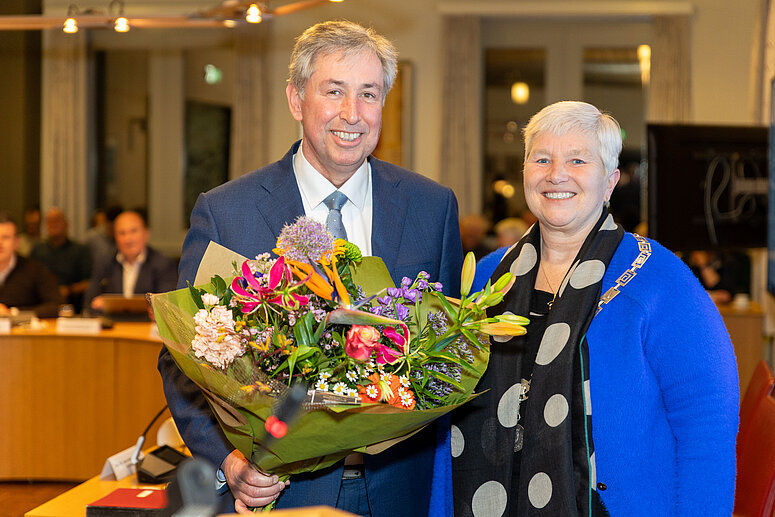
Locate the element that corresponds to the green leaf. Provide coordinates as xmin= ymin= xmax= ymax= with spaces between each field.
xmin=432 ymin=292 xmax=459 ymax=321
xmin=188 ymin=283 xmax=205 ymax=310
xmin=211 ymin=275 xmax=228 ymax=298
xmin=461 ymin=328 xmax=482 ymax=347
xmin=426 ymin=369 xmax=465 ymax=391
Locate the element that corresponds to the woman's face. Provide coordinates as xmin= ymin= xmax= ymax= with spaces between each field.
xmin=523 ymin=131 xmax=619 ymax=238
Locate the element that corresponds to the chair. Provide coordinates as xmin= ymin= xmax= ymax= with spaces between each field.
xmin=739 ymin=361 xmax=775 ymax=447
xmin=733 ymin=391 xmax=775 ymax=516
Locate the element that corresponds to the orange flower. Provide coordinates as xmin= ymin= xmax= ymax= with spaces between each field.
xmin=358 ymin=372 xmax=401 ymax=405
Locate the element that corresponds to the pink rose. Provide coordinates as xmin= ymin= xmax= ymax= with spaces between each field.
xmin=345 ymin=325 xmax=381 ymax=361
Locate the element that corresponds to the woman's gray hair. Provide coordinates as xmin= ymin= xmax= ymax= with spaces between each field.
xmin=288 ymin=20 xmax=398 ymax=101
xmin=523 ymin=101 xmax=623 ymax=174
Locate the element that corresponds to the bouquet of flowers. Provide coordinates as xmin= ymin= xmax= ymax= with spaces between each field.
xmin=150 ymin=217 xmax=526 ymax=485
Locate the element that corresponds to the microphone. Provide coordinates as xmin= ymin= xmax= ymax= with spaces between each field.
xmin=131 ymin=404 xmax=169 ymax=465
xmin=264 ymin=381 xmax=307 ymax=439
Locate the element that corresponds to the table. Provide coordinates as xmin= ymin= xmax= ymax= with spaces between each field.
xmin=26 ymin=472 xmax=354 ymax=516
xmin=1 ymin=321 xmax=169 ymax=480
xmin=718 ymin=301 xmax=766 ymax=398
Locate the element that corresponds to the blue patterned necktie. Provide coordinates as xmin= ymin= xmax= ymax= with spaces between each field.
xmin=323 ymin=191 xmax=348 ymax=240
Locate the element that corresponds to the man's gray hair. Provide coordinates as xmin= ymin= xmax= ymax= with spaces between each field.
xmin=288 ymin=20 xmax=398 ymax=100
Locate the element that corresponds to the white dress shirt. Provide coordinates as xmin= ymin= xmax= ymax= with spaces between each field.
xmin=293 ymin=141 xmax=373 ymax=256
xmin=0 ymin=254 xmax=16 ymax=286
xmin=116 ymin=249 xmax=147 ymax=297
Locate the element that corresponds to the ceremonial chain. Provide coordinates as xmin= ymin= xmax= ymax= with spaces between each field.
xmin=595 ymin=234 xmax=651 ymax=315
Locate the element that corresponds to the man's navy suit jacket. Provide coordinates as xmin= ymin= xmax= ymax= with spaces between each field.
xmin=157 ymin=141 xmax=463 ymax=516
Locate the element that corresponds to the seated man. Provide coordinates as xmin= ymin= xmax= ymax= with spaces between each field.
xmin=85 ymin=210 xmax=178 ymax=313
xmin=31 ymin=207 xmax=92 ymax=313
xmin=0 ymin=211 xmax=62 ymax=318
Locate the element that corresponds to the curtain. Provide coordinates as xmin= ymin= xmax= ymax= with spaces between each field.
xmin=231 ymin=24 xmax=271 ymax=178
xmin=440 ymin=15 xmax=482 ymax=218
xmin=648 ymin=15 xmax=692 ymax=123
xmin=40 ymin=30 xmax=90 ymax=239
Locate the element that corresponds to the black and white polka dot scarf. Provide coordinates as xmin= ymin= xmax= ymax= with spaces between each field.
xmin=452 ymin=209 xmax=623 ymax=516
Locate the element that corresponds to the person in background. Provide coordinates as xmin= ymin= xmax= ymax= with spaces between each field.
xmin=16 ymin=206 xmax=41 ymax=257
xmin=685 ymin=249 xmax=750 ymax=305
xmin=453 ymin=101 xmax=738 ymax=516
xmin=30 ymin=207 xmax=92 ymax=313
xmin=158 ymin=20 xmax=463 ymax=516
xmin=494 ymin=217 xmax=529 ymax=249
xmin=0 ymin=211 xmax=62 ymax=318
xmin=85 ymin=205 xmax=121 ymax=268
xmin=85 ymin=210 xmax=177 ymax=311
xmin=460 ymin=213 xmax=494 ymax=259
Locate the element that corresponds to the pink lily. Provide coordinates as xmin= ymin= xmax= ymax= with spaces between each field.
xmin=231 ymin=257 xmax=309 ymax=312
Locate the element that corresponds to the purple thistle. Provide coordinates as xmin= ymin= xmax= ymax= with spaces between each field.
xmin=277 ymin=216 xmax=335 ymax=263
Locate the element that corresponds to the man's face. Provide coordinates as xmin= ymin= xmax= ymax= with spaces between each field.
xmin=286 ymin=50 xmax=384 ymax=186
xmin=114 ymin=213 xmax=148 ymax=263
xmin=45 ymin=210 xmax=67 ymax=241
xmin=0 ymin=222 xmax=18 ymax=267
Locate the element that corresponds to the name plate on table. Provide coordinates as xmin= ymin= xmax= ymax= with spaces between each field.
xmin=0 ymin=318 xmax=10 ymax=334
xmin=56 ymin=317 xmax=102 ymax=334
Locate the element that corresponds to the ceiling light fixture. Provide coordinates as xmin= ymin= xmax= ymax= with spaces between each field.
xmin=63 ymin=4 xmax=79 ymax=33
xmin=245 ymin=3 xmax=262 ymax=23
xmin=510 ymin=81 xmax=530 ymax=104
xmin=110 ymin=0 xmax=129 ymax=32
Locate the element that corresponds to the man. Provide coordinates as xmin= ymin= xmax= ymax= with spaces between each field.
xmin=158 ymin=20 xmax=463 ymax=516
xmin=16 ymin=206 xmax=41 ymax=257
xmin=84 ymin=210 xmax=178 ymax=312
xmin=31 ymin=207 xmax=92 ymax=313
xmin=0 ymin=211 xmax=62 ymax=318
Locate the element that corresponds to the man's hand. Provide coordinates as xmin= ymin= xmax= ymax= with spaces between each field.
xmin=222 ymin=449 xmax=288 ymax=514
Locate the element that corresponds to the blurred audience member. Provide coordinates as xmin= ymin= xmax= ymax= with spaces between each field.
xmin=0 ymin=211 xmax=62 ymax=318
xmin=31 ymin=207 xmax=92 ymax=313
xmin=85 ymin=205 xmax=121 ymax=266
xmin=493 ymin=217 xmax=529 ymax=249
xmin=460 ymin=213 xmax=493 ymax=259
xmin=686 ymin=250 xmax=750 ymax=305
xmin=16 ymin=206 xmax=41 ymax=256
xmin=609 ymin=160 xmax=642 ymax=232
xmin=85 ymin=210 xmax=177 ymax=311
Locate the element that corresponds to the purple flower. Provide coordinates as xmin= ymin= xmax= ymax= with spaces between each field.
xmin=394 ymin=303 xmax=410 ymax=321
xmin=386 ymin=287 xmax=402 ymax=298
xmin=417 ymin=271 xmax=430 ymax=280
xmin=401 ymin=277 xmax=412 ymax=288
xmin=276 ymin=216 xmax=335 ymax=263
xmin=433 ymin=282 xmax=443 ymax=292
xmin=402 ymin=288 xmax=421 ymax=304
xmin=417 ymin=279 xmax=429 ymax=290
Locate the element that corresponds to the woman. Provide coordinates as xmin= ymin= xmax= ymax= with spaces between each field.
xmin=452 ymin=101 xmax=738 ymax=516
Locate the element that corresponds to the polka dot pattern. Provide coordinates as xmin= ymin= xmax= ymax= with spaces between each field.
xmin=510 ymin=242 xmax=537 ymax=277
xmin=544 ymin=393 xmax=570 ymax=427
xmin=570 ymin=259 xmax=606 ymax=289
xmin=452 ymin=213 xmax=623 ymax=517
xmin=451 ymin=424 xmax=464 ymax=458
xmin=471 ymin=480 xmax=508 ymax=517
xmin=557 ymin=261 xmax=577 ymax=298
xmin=528 ymin=472 xmax=553 ymax=509
xmin=600 ymin=214 xmax=618 ymax=231
xmin=535 ymin=322 xmax=570 ymax=365
xmin=497 ymin=382 xmax=523 ymax=428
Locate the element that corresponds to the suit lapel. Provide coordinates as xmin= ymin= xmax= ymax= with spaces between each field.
xmin=371 ymin=158 xmax=407 ymax=278
xmin=254 ymin=142 xmax=305 ymax=240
